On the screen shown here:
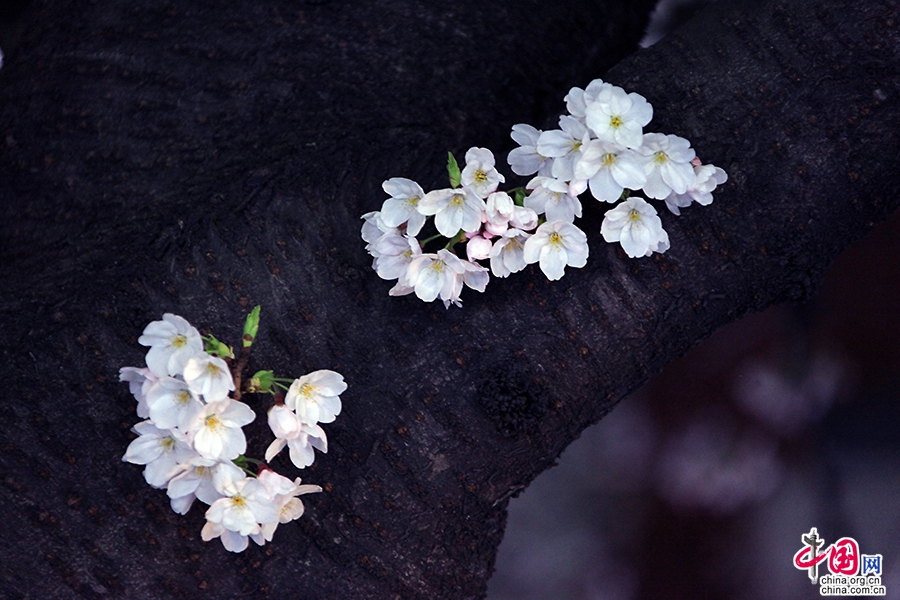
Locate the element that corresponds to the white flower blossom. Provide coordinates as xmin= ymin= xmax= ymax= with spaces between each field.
xmin=458 ymin=258 xmax=489 ymax=299
xmin=167 ymin=458 xmax=244 ymax=515
xmin=524 ymin=177 xmax=583 ymax=223
xmin=202 ymin=474 xmax=277 ymax=552
xmin=585 ymin=85 xmax=653 ymax=149
xmin=372 ymin=234 xmax=422 ymax=281
xmin=600 ymin=197 xmax=670 ymax=257
xmin=536 ymin=115 xmax=590 ymax=181
xmin=187 ymin=399 xmax=255 ymax=461
xmin=285 ymin=370 xmax=346 ymax=425
xmin=663 ymin=164 xmax=728 ymax=215
xmin=461 ymin=147 xmax=505 ymax=198
xmin=119 ymin=366 xmax=156 ymax=419
xmin=489 ymin=229 xmax=530 ymax=278
xmin=255 ymin=470 xmax=322 ymax=543
xmin=564 ymin=78 xmax=614 ymax=121
xmin=523 ymin=221 xmax=589 ymax=281
xmin=265 ymin=420 xmax=328 ymax=469
xmin=361 ymin=211 xmax=400 ymax=251
xmin=417 ymin=187 xmax=485 ymax=238
xmin=138 ymin=314 xmax=204 ymax=377
xmin=380 ymin=178 xmax=427 ymax=237
xmin=507 ymin=124 xmax=552 ymax=177
xmin=403 ymin=249 xmax=468 ymax=303
xmin=637 ymin=133 xmax=697 ymax=199
xmin=574 ymin=140 xmax=647 ymax=203
xmin=123 ymin=421 xmax=196 ymax=488
xmin=183 ymin=354 xmax=235 ymax=401
xmin=145 ymin=376 xmax=205 ymax=431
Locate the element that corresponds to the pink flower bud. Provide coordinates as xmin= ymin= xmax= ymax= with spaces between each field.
xmin=466 ymin=235 xmax=493 ymax=261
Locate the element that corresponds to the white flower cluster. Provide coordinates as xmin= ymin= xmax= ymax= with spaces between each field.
xmin=121 ymin=313 xmax=346 ymax=552
xmin=362 ymin=78 xmax=727 ymax=306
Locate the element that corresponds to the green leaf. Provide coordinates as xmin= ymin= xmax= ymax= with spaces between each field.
xmin=512 ymin=187 xmax=527 ymax=206
xmin=447 ymin=151 xmax=461 ymax=188
xmin=242 ymin=305 xmax=261 ymax=348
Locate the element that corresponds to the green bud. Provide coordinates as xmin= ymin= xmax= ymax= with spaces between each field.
xmin=246 ymin=369 xmax=276 ymax=394
xmin=447 ymin=151 xmax=461 ymax=188
xmin=243 ymin=305 xmax=261 ymax=348
xmin=203 ymin=335 xmax=235 ymax=359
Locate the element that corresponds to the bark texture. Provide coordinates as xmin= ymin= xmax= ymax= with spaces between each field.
xmin=0 ymin=0 xmax=898 ymax=597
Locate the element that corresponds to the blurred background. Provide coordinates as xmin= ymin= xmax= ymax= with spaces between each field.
xmin=488 ymin=2 xmax=900 ymax=598
xmin=488 ymin=207 xmax=900 ymax=600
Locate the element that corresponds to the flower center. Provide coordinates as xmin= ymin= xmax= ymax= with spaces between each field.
xmin=406 ymin=195 xmax=420 ymax=208
xmin=160 ymin=437 xmax=175 ymax=451
xmin=653 ymin=151 xmax=668 ymax=165
xmin=429 ymin=260 xmax=445 ymax=274
xmin=205 ymin=415 xmax=222 ymax=431
xmin=548 ymin=232 xmax=562 ymax=246
xmin=231 ymin=494 xmax=247 ymax=509
xmin=610 ymin=115 xmax=623 ymax=129
xmin=299 ymin=383 xmax=316 ymax=397
xmin=474 ymin=169 xmax=488 ymax=183
xmin=505 ymin=238 xmax=523 ymax=253
xmin=450 ymin=193 xmax=466 ymax=207
xmin=628 ymin=209 xmax=642 ymax=221
xmin=570 ymin=140 xmax=582 ymax=153
xmin=176 ymin=391 xmax=191 ymax=405
xmin=171 ymin=334 xmax=187 ymax=348
xmin=205 ymin=362 xmax=223 ymax=376
xmin=602 ymin=153 xmax=617 ymax=167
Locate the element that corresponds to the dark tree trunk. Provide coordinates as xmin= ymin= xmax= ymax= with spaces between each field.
xmin=0 ymin=0 xmax=897 ymax=598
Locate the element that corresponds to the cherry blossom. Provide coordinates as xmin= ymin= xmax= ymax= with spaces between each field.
xmin=183 ymin=354 xmax=235 ymax=401
xmin=381 ymin=177 xmax=427 ymax=237
xmin=508 ymin=124 xmax=552 ymax=177
xmin=585 ymin=85 xmax=653 ymax=149
xmin=286 ymin=370 xmax=347 ymax=425
xmin=187 ymin=399 xmax=255 ymax=461
xmin=637 ymin=133 xmax=697 ymax=200
xmin=523 ymin=220 xmax=589 ymax=281
xmin=461 ymin=147 xmax=505 ymax=198
xmin=417 ymin=187 xmax=485 ymax=238
xmin=138 ymin=314 xmax=204 ymax=377
xmin=600 ymin=196 xmax=670 ymax=258
xmin=361 ymin=77 xmax=727 ymax=306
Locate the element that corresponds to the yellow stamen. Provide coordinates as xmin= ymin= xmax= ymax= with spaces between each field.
xmin=602 ymin=153 xmax=616 ymax=167
xmin=549 ymin=232 xmax=563 ymax=246
xmin=653 ymin=151 xmax=668 ymax=165
xmin=205 ymin=362 xmax=223 ymax=376
xmin=171 ymin=334 xmax=187 ymax=348
xmin=474 ymin=169 xmax=488 ymax=183
xmin=610 ymin=116 xmax=623 ymax=129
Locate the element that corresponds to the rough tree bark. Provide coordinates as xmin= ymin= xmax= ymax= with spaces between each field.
xmin=0 ymin=0 xmax=897 ymax=598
